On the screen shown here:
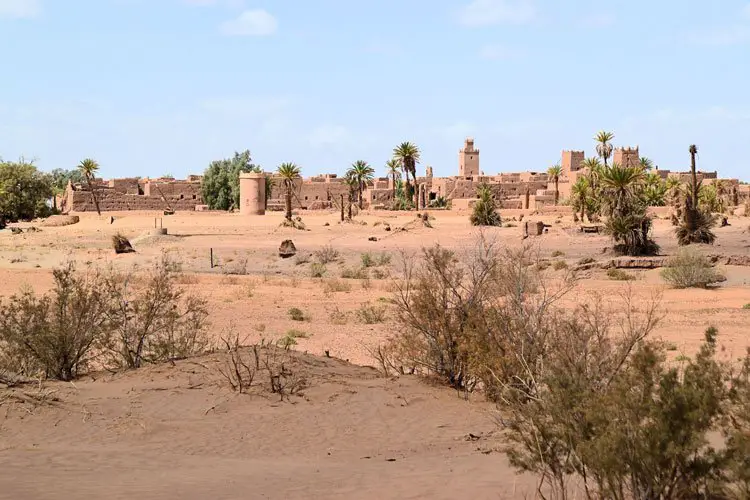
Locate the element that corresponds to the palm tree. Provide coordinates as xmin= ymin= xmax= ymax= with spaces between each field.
xmin=638 ymin=157 xmax=654 ymax=171
xmin=547 ymin=164 xmax=562 ymax=205
xmin=276 ymin=162 xmax=301 ymax=221
xmin=571 ymin=176 xmax=592 ymax=222
xmin=385 ymin=159 xmax=401 ymax=202
xmin=594 ymin=131 xmax=615 ymax=167
xmin=677 ymin=145 xmax=717 ymax=245
xmin=392 ymin=142 xmax=421 ymax=208
xmin=598 ymin=162 xmax=645 ymax=217
xmin=347 ymin=160 xmax=375 ymax=210
xmin=344 ymin=171 xmax=358 ymax=219
xmin=78 ymin=158 xmax=102 ymax=216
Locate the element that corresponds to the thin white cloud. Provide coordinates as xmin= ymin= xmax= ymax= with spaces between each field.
xmin=459 ymin=0 xmax=535 ymax=27
xmin=308 ymin=125 xmax=349 ymax=148
xmin=0 ymin=0 xmax=42 ymax=19
xmin=478 ymin=44 xmax=523 ymax=60
xmin=220 ymin=9 xmax=277 ymax=36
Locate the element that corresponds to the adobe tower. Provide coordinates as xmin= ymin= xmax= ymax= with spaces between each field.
xmin=459 ymin=138 xmax=480 ymax=177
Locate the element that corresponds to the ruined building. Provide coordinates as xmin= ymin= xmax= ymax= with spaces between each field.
xmin=60 ymin=177 xmax=203 ymax=212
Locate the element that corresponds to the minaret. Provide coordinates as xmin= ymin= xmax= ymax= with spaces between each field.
xmin=459 ymin=138 xmax=480 ymax=177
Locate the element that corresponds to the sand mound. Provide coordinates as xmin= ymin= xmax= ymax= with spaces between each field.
xmin=39 ymin=215 xmax=80 ymax=227
xmin=0 ymin=349 xmax=532 ymax=499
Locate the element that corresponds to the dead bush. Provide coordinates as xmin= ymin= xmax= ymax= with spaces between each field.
xmin=310 ymin=262 xmax=327 ymax=278
xmin=314 ymin=245 xmax=339 ymax=264
xmin=661 ymin=248 xmax=726 ymax=289
xmin=328 ymin=307 xmax=348 ymax=325
xmin=217 ymin=331 xmax=258 ymax=394
xmin=606 ymin=267 xmax=635 ymax=281
xmin=0 ymin=261 xmax=110 ymax=381
xmin=102 ymin=254 xmax=210 ymax=368
xmin=341 ymin=266 xmax=369 ymax=280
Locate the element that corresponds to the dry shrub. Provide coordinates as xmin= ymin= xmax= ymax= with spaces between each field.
xmin=341 ymin=266 xmax=368 ymax=279
xmin=174 ymin=273 xmax=200 ymax=285
xmin=328 ymin=307 xmax=348 ymax=325
xmin=314 ymin=245 xmax=339 ymax=264
xmin=218 ymin=331 xmax=258 ymax=394
xmin=606 ymin=267 xmax=635 ymax=281
xmin=355 ymin=302 xmax=387 ymax=324
xmin=322 ymin=278 xmax=352 ymax=295
xmin=294 ymin=253 xmax=311 ymax=266
xmin=224 ymin=255 xmax=248 ymax=275
xmin=288 ymin=307 xmax=309 ymax=322
xmin=310 ymin=262 xmax=327 ymax=278
xmin=661 ymin=248 xmax=725 ymax=289
xmin=102 ymin=254 xmax=210 ymax=369
xmin=0 ymin=261 xmax=109 ymax=381
xmin=385 ymin=233 xmax=750 ymax=498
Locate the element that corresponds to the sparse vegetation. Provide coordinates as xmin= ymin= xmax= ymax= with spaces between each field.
xmin=355 ymin=303 xmax=387 ymax=324
xmin=310 ymin=262 xmax=327 ymax=278
xmin=361 ymin=252 xmax=375 ymax=268
xmin=314 ymin=245 xmax=339 ymax=264
xmin=676 ymin=145 xmax=717 ymax=246
xmin=551 ymin=250 xmax=565 ymax=257
xmin=661 ymin=248 xmax=725 ymax=289
xmin=288 ymin=307 xmax=309 ymax=322
xmin=553 ymin=260 xmax=568 ymax=271
xmin=328 ymin=307 xmax=349 ymax=325
xmin=322 ymin=278 xmax=352 ymax=294
xmin=0 ymin=255 xmax=209 ymax=379
xmin=606 ymin=267 xmax=635 ymax=281
xmin=341 ymin=266 xmax=369 ymax=280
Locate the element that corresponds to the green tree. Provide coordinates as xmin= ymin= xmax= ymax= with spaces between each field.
xmin=392 ymin=142 xmax=421 ymax=208
xmin=201 ymin=150 xmax=261 ymax=211
xmin=347 ymin=160 xmax=375 ymax=210
xmin=0 ymin=158 xmax=54 ymax=222
xmin=547 ymin=164 xmax=562 ymax=205
xmin=385 ymin=159 xmax=401 ymax=202
xmin=595 ymin=130 xmax=615 ymax=167
xmin=571 ymin=175 xmax=592 ymax=222
xmin=48 ymin=168 xmax=84 ymax=211
xmin=277 ymin=162 xmax=301 ymax=221
xmin=77 ymin=158 xmax=102 ymax=216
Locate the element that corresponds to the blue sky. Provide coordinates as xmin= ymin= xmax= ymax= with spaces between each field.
xmin=1 ymin=0 xmax=749 ymax=180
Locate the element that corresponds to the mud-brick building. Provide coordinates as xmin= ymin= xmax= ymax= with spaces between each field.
xmin=60 ymin=177 xmax=203 ymax=212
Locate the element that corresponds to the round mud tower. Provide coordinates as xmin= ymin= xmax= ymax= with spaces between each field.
xmin=239 ymin=172 xmax=266 ymax=215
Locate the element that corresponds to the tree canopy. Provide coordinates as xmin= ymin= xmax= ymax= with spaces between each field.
xmin=0 ymin=158 xmax=54 ymax=222
xmin=201 ymin=150 xmax=261 ymax=211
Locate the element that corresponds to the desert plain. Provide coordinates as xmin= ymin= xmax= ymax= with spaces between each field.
xmin=1 ymin=208 xmax=749 ymax=499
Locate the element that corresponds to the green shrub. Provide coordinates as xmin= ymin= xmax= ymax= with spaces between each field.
xmin=341 ymin=266 xmax=369 ymax=280
xmin=361 ymin=253 xmax=375 ymax=268
xmin=470 ymin=184 xmax=501 ymax=227
xmin=322 ymin=279 xmax=352 ymax=294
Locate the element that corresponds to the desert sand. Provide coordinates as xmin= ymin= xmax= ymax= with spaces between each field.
xmin=1 ymin=209 xmax=749 ymax=499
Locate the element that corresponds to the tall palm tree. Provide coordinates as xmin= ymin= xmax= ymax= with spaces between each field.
xmin=347 ymin=160 xmax=375 ymax=210
xmin=276 ymin=162 xmax=301 ymax=221
xmin=677 ymin=144 xmax=717 ymax=245
xmin=344 ymin=171 xmax=358 ymax=219
xmin=392 ymin=142 xmax=421 ymax=208
xmin=547 ymin=164 xmax=562 ymax=205
xmin=78 ymin=158 xmax=102 ymax=216
xmin=594 ymin=131 xmax=615 ymax=167
xmin=385 ymin=159 xmax=401 ymax=202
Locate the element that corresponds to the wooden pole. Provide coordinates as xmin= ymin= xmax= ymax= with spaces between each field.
xmin=210 ymin=248 xmax=214 ymax=269
xmin=340 ymin=194 xmax=344 ymax=222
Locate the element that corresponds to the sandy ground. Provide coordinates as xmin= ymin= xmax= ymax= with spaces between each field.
xmin=1 ymin=208 xmax=749 ymax=499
